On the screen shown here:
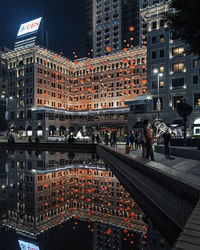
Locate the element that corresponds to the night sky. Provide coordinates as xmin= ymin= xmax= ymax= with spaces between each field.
xmin=0 ymin=0 xmax=86 ymax=59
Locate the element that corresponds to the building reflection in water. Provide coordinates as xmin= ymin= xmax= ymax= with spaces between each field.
xmin=0 ymin=150 xmax=170 ymax=249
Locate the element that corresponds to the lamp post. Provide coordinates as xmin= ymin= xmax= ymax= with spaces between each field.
xmin=153 ymin=69 xmax=163 ymax=117
xmin=1 ymin=95 xmax=13 ymax=120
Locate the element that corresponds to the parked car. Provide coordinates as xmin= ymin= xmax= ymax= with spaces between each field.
xmin=47 ymin=136 xmax=65 ymax=142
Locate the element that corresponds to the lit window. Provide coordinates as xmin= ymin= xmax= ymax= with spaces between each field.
xmin=193 ymin=59 xmax=198 ymax=68
xmin=172 ymin=62 xmax=184 ymax=72
xmin=172 ymin=47 xmax=184 ymax=56
xmin=160 ymin=65 xmax=165 ymax=72
xmin=194 ymin=94 xmax=200 ymax=107
xmin=160 ymin=81 xmax=165 ymax=88
xmin=160 ymin=34 xmax=164 ymax=43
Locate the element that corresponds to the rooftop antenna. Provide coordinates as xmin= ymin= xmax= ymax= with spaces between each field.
xmin=42 ymin=9 xmax=44 ymax=46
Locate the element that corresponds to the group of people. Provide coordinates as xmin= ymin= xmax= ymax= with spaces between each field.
xmin=126 ymin=132 xmax=143 ymax=150
xmin=126 ymin=120 xmax=171 ymax=160
xmin=91 ymin=132 xmax=118 ymax=147
xmin=104 ymin=132 xmax=117 ymax=147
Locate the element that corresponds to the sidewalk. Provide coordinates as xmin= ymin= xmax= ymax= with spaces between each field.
xmin=115 ymin=144 xmax=200 ymax=190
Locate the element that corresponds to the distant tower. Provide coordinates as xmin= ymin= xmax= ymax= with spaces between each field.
xmin=86 ymin=0 xmax=140 ymax=58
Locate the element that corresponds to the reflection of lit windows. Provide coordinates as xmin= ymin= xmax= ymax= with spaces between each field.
xmin=172 ymin=62 xmax=184 ymax=72
xmin=172 ymin=47 xmax=184 ymax=56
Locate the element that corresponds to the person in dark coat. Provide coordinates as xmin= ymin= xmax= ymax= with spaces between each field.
xmin=96 ymin=134 xmax=100 ymax=143
xmin=143 ymin=120 xmax=158 ymax=161
xmin=104 ymin=132 xmax=109 ymax=145
xmin=113 ymin=132 xmax=117 ymax=148
xmin=162 ymin=129 xmax=171 ymax=158
xmin=129 ymin=133 xmax=135 ymax=150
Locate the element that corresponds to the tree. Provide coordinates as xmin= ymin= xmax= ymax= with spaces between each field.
xmin=165 ymin=0 xmax=200 ymax=56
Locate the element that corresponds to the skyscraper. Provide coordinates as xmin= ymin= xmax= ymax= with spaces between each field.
xmin=86 ymin=0 xmax=140 ymax=58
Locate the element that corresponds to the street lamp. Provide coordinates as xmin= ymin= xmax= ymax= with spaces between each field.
xmin=1 ymin=95 xmax=13 ymax=120
xmin=153 ymin=69 xmax=163 ymax=115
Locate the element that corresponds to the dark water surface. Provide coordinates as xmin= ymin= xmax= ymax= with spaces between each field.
xmin=0 ymin=149 xmax=171 ymax=250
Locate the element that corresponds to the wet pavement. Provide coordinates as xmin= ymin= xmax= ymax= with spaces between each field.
xmin=115 ymin=144 xmax=200 ymax=191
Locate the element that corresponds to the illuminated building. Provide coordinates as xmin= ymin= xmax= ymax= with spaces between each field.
xmin=0 ymin=46 xmax=11 ymax=124
xmin=86 ymin=0 xmax=140 ymax=58
xmin=2 ymin=150 xmax=147 ymax=249
xmin=3 ymin=45 xmax=146 ymax=139
xmin=126 ymin=0 xmax=200 ymax=136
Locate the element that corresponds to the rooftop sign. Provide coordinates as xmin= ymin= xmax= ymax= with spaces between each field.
xmin=17 ymin=17 xmax=42 ymax=37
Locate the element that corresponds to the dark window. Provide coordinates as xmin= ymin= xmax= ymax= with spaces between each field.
xmin=11 ymin=111 xmax=15 ymax=120
xmin=19 ymin=111 xmax=24 ymax=119
xmin=172 ymin=78 xmax=184 ymax=88
xmin=173 ymin=96 xmax=185 ymax=108
xmin=152 ymin=21 xmax=157 ymax=30
xmin=27 ymin=110 xmax=32 ymax=119
xmin=152 ymin=51 xmax=156 ymax=59
xmin=152 ymin=80 xmax=157 ymax=89
xmin=152 ymin=36 xmax=156 ymax=44
xmin=193 ymin=75 xmax=198 ymax=84
xmin=160 ymin=49 xmax=164 ymax=57
xmin=37 ymin=113 xmax=44 ymax=120
xmin=160 ymin=19 xmax=165 ymax=27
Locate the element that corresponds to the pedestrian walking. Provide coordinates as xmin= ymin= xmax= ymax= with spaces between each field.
xmin=96 ymin=134 xmax=100 ymax=143
xmin=129 ymin=133 xmax=135 ymax=150
xmin=125 ymin=134 xmax=130 ymax=154
xmin=135 ymin=132 xmax=139 ymax=149
xmin=110 ymin=132 xmax=114 ymax=147
xmin=162 ymin=129 xmax=171 ymax=158
xmin=143 ymin=120 xmax=158 ymax=161
xmin=104 ymin=132 xmax=109 ymax=145
xmin=113 ymin=132 xmax=117 ymax=148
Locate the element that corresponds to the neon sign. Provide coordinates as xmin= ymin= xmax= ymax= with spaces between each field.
xmin=17 ymin=17 xmax=42 ymax=37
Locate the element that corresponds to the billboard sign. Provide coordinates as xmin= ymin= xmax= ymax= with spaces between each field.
xmin=17 ymin=17 xmax=42 ymax=37
xmin=18 ymin=240 xmax=40 ymax=250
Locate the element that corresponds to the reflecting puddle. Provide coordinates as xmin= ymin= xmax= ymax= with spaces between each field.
xmin=0 ymin=150 xmax=171 ymax=249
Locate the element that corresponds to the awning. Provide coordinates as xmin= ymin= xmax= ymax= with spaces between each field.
xmin=125 ymin=95 xmax=151 ymax=105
